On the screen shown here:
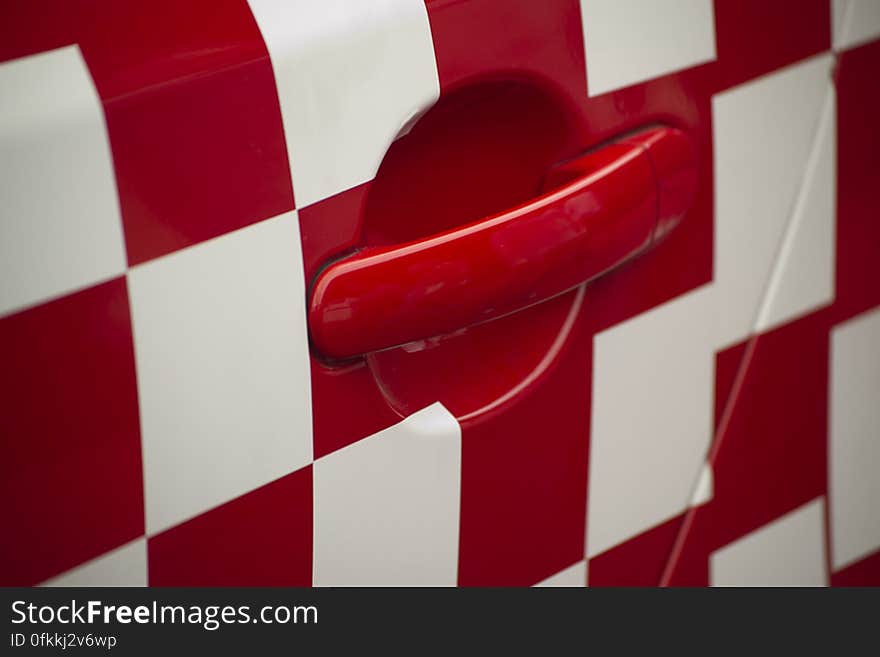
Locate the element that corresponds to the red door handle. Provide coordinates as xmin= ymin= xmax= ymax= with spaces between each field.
xmin=308 ymin=126 xmax=697 ymax=360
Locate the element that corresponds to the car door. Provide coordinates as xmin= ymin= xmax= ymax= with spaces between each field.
xmin=2 ymin=0 xmax=878 ymax=587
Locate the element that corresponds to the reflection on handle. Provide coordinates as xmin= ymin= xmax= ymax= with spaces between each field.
xmin=308 ymin=126 xmax=697 ymax=360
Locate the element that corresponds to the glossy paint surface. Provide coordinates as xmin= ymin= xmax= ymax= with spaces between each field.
xmin=2 ymin=0 xmax=879 ymax=588
xmin=309 ymin=127 xmax=697 ymax=360
xmin=659 ymin=33 xmax=880 ymax=588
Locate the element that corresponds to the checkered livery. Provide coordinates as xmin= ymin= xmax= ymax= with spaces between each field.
xmin=1 ymin=0 xmax=879 ymax=586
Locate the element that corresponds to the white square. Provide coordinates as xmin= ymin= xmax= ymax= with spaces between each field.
xmin=41 ymin=539 xmax=147 ymax=587
xmin=832 ymin=0 xmax=880 ymax=51
xmin=248 ymin=0 xmax=440 ymax=207
xmin=535 ymin=560 xmax=587 ymax=587
xmin=829 ymin=307 xmax=880 ymax=570
xmin=713 ymin=54 xmax=833 ymax=344
xmin=313 ymin=403 xmax=461 ymax=586
xmin=580 ymin=0 xmax=716 ymax=96
xmin=128 ymin=212 xmax=313 ymax=535
xmin=0 ymin=46 xmax=127 ymax=317
xmin=710 ymin=498 xmax=828 ymax=586
xmin=588 ymin=287 xmax=717 ymax=558
xmin=756 ymin=90 xmax=836 ymax=333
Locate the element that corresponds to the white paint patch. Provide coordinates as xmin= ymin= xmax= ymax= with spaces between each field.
xmin=710 ymin=498 xmax=827 ymax=586
xmin=128 ymin=212 xmax=313 ymax=535
xmin=313 ymin=403 xmax=461 ymax=586
xmin=41 ymin=539 xmax=147 ymax=587
xmin=832 ymin=0 xmax=880 ymax=51
xmin=248 ymin=0 xmax=440 ymax=207
xmin=580 ymin=0 xmax=716 ymax=96
xmin=829 ymin=307 xmax=880 ymax=570
xmin=0 ymin=46 xmax=127 ymax=317
xmin=535 ymin=560 xmax=587 ymax=587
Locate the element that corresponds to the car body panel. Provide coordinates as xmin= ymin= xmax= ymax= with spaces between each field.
xmin=1 ymin=0 xmax=878 ymax=586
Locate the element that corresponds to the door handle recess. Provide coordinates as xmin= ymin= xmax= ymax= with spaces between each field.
xmin=308 ymin=126 xmax=697 ymax=360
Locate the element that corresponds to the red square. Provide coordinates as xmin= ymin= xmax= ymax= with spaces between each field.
xmin=105 ymin=55 xmax=294 ymax=266
xmin=0 ymin=278 xmax=145 ymax=585
xmin=427 ymin=0 xmax=586 ymax=101
xmin=0 ymin=0 xmax=295 ymax=267
xmin=834 ymin=39 xmax=880 ymax=324
xmin=91 ymin=1 xmax=295 ymax=265
xmin=665 ymin=311 xmax=830 ymax=585
xmin=713 ymin=0 xmax=830 ymax=90
xmin=458 ymin=324 xmax=592 ymax=586
xmin=148 ymin=467 xmax=313 ymax=586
